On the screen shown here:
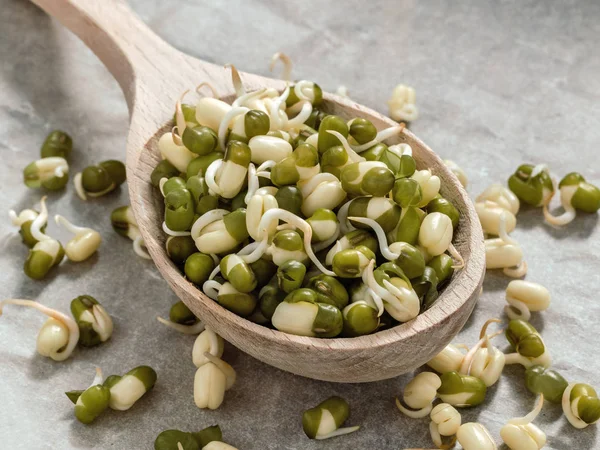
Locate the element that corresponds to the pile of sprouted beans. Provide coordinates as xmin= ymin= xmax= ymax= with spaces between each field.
xmin=154 ymin=55 xmax=465 ymax=339
xmin=3 ymin=52 xmax=600 ymax=449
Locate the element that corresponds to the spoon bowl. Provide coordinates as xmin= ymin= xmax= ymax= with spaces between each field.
xmin=33 ymin=0 xmax=485 ymax=382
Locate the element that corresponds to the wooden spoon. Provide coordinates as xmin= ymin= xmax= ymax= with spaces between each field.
xmin=32 ymin=0 xmax=485 ymax=382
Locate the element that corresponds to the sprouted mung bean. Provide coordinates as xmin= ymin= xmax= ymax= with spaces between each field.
xmin=302 ymin=396 xmax=359 ymax=440
xmin=66 ymin=368 xmax=110 ymax=424
xmin=395 ymin=372 xmax=441 ymax=418
xmin=149 ymin=58 xmax=464 ymax=338
xmin=70 ymin=295 xmax=113 ymax=347
xmin=111 ymin=205 xmax=151 ymax=260
xmin=500 ymin=394 xmax=546 ymax=450
xmin=104 ymin=365 xmax=157 ymax=411
xmin=23 ymin=157 xmax=69 ymax=190
xmin=157 ymin=301 xmax=206 ymax=334
xmin=429 ymin=403 xmax=461 ymax=449
xmin=543 ymin=172 xmax=600 ymax=226
xmin=456 ymin=422 xmax=497 ymax=450
xmin=74 ymin=159 xmax=126 ymax=200
xmin=55 ymin=214 xmax=102 ymax=262
xmin=505 ymin=280 xmax=550 ymax=321
xmin=154 ymin=425 xmax=224 ymax=450
xmin=0 ymin=299 xmax=79 ymax=361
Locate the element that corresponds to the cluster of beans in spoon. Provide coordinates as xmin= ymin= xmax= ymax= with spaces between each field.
xmin=151 ymin=63 xmax=464 ymax=338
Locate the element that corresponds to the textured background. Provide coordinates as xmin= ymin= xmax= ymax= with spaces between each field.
xmin=1 ymin=0 xmax=599 ymax=449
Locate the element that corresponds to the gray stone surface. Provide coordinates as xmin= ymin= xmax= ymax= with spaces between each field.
xmin=1 ymin=0 xmax=599 ymax=448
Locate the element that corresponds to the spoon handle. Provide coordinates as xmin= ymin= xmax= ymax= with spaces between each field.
xmin=30 ymin=0 xmax=173 ymax=110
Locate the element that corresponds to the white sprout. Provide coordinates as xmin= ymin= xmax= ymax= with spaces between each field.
xmin=352 ymin=124 xmax=406 ymax=153
xmin=269 ymin=85 xmax=290 ymax=130
xmin=336 ymin=200 xmax=355 ymax=235
xmin=505 ymin=280 xmax=551 ymax=321
xmin=29 ymin=196 xmax=50 ymax=242
xmin=174 ymin=89 xmax=191 ymax=143
xmin=204 ymin=158 xmax=224 ymax=196
xmin=0 ymin=299 xmax=80 ymax=361
xmin=543 ymin=185 xmax=577 ymax=226
xmin=258 ymin=208 xmax=335 ymax=276
xmin=326 ymin=130 xmax=364 ymax=163
xmin=348 ymin=216 xmax=398 ymax=260
xmin=157 ymin=316 xmax=205 ymax=335
xmin=224 ymin=63 xmax=245 ymax=98
xmin=55 ymin=214 xmax=102 ymax=262
xmin=73 ymin=172 xmax=87 ymax=201
xmin=196 ymin=81 xmax=219 ymax=98
xmin=158 ymin=177 xmax=169 ymax=197
xmin=162 ymin=221 xmax=192 ymax=237
xmin=286 ymin=101 xmax=313 ymax=130
xmin=8 ymin=208 xmax=38 ymax=227
xmin=562 ymin=384 xmax=593 ymax=429
xmin=218 ymin=107 xmax=249 ymax=151
xmin=239 ymin=237 xmax=269 ymax=264
xmin=269 ymin=52 xmax=293 ymax=82
xmin=244 ymin=163 xmax=259 ymax=204
xmin=203 ymin=280 xmax=222 ymax=301
xmin=232 ymin=88 xmax=268 ymax=109
xmin=190 ymin=209 xmax=229 ymax=241
xmin=133 ymin=236 xmax=151 ymax=260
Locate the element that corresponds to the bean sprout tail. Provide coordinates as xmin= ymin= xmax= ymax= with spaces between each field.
xmin=504 ymin=353 xmax=534 ymax=368
xmin=0 ymin=299 xmax=79 ymax=361
xmin=159 ymin=177 xmax=169 ymax=197
xmin=74 ymin=173 xmax=87 ymax=200
xmin=133 ymin=236 xmax=151 ymax=260
xmin=312 ymin=226 xmax=341 ymax=253
xmin=203 ymin=280 xmax=222 ymax=301
xmin=196 ymin=81 xmax=219 ymax=98
xmin=348 ymin=216 xmax=398 ymax=260
xmin=286 ymin=101 xmax=313 ymax=130
xmin=505 ymin=297 xmax=531 ymax=321
xmin=367 ymin=288 xmax=385 ymax=317
xmin=157 ymin=316 xmax=206 ymax=335
xmin=175 ymin=89 xmax=190 ymax=138
xmin=479 ymin=318 xmax=502 ymax=340
xmin=208 ymin=264 xmax=221 ymax=281
xmin=232 ymin=88 xmax=267 ymax=108
xmin=191 ymin=209 xmax=229 ymax=240
xmin=352 ymin=124 xmax=406 ymax=152
xmin=204 ymin=159 xmax=224 ymax=196
xmin=562 ymin=384 xmax=589 ymax=429
xmin=315 ymin=425 xmax=360 ymax=440
xmin=503 ymin=261 xmax=527 ymax=278
xmin=162 ymin=222 xmax=192 ymax=237
xmin=447 ymin=244 xmax=464 ymax=269
xmin=224 ymin=63 xmax=245 ymax=97
xmin=171 ymin=126 xmax=183 ymax=146
xmin=395 ymin=397 xmax=433 ymax=419
xmin=509 ymin=394 xmax=544 ymax=426
xmin=336 ymin=201 xmax=354 ymax=234
xmin=543 ymin=203 xmax=576 ymax=226
xmin=245 ymin=163 xmax=259 ymax=204
xmin=240 ymin=236 xmax=269 ymax=264
xmin=269 ymin=52 xmax=293 ymax=81
xmin=30 ymin=196 xmax=50 ymax=242
xmin=218 ymin=107 xmax=249 ymax=151
xmin=326 ymin=130 xmax=364 ymax=163
xmin=55 ymin=215 xmax=86 ymax=235
xmin=91 ymin=367 xmax=104 ymax=386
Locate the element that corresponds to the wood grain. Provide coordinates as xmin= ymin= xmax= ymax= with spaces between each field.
xmin=31 ymin=0 xmax=485 ymax=382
